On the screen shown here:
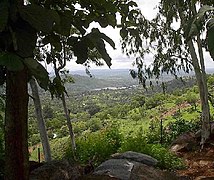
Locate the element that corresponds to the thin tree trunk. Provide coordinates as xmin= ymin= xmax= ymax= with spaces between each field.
xmin=52 ymin=42 xmax=76 ymax=158
xmin=30 ymin=78 xmax=52 ymax=162
xmin=5 ymin=68 xmax=29 ymax=180
xmin=61 ymin=92 xmax=76 ymax=158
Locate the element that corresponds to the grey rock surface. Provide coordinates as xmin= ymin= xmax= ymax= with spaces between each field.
xmin=111 ymin=151 xmax=158 ymax=166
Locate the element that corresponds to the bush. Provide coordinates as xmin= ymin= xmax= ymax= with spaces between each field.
xmin=143 ymin=144 xmax=184 ymax=170
xmin=86 ymin=118 xmax=103 ymax=132
xmin=29 ymin=133 xmax=40 ymax=146
xmin=145 ymin=93 xmax=165 ymax=109
xmin=119 ymin=133 xmax=147 ymax=152
xmin=164 ymin=118 xmax=200 ymax=144
xmin=119 ymin=133 xmax=184 ymax=170
xmin=51 ymin=136 xmax=70 ymax=160
xmin=66 ymin=124 xmax=122 ymax=166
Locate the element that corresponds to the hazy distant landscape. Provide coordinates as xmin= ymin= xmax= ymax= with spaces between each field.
xmin=64 ymin=68 xmax=198 ymax=92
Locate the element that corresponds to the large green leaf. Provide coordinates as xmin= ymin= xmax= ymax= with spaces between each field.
xmin=207 ymin=19 xmax=214 ymax=60
xmin=23 ymin=58 xmax=49 ymax=90
xmin=184 ymin=17 xmax=200 ymax=39
xmin=85 ymin=29 xmax=114 ymax=67
xmin=42 ymin=34 xmax=62 ymax=52
xmin=0 ymin=1 xmax=8 ymax=32
xmin=93 ymin=38 xmax=112 ymax=67
xmin=197 ymin=5 xmax=214 ymax=19
xmin=19 ymin=4 xmax=60 ymax=33
xmin=54 ymin=11 xmax=73 ymax=36
xmin=91 ymin=28 xmax=116 ymax=49
xmin=0 ymin=53 xmax=24 ymax=71
xmin=14 ymin=19 xmax=37 ymax=58
xmin=74 ymin=40 xmax=88 ymax=64
xmin=185 ymin=5 xmax=214 ymax=39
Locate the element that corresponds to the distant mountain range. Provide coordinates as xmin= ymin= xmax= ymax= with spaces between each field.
xmin=60 ymin=68 xmax=214 ymax=93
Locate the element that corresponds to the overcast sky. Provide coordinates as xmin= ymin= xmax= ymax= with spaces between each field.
xmin=65 ymin=0 xmax=214 ymax=72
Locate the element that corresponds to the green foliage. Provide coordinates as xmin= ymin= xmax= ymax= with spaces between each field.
xmin=0 ymin=53 xmax=24 ymax=71
xmin=131 ymin=94 xmax=146 ymax=108
xmin=146 ymin=119 xmax=162 ymax=144
xmin=19 ymin=4 xmax=59 ymax=33
xmin=29 ymin=76 xmax=201 ymax=172
xmin=207 ymin=18 xmax=214 ymax=59
xmin=30 ymin=133 xmax=40 ymax=146
xmin=145 ymin=93 xmax=165 ymax=109
xmin=165 ymin=118 xmax=200 ymax=144
xmin=143 ymin=144 xmax=184 ymax=170
xmin=23 ymin=58 xmax=49 ymax=90
xmin=43 ymin=105 xmax=54 ymax=119
xmin=86 ymin=117 xmax=103 ymax=132
xmin=51 ymin=136 xmax=70 ymax=160
xmin=71 ymin=125 xmax=122 ymax=166
xmin=185 ymin=92 xmax=198 ymax=111
xmin=119 ymin=133 xmax=184 ymax=170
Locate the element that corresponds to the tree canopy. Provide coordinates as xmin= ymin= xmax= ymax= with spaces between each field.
xmin=0 ymin=0 xmax=143 ymax=179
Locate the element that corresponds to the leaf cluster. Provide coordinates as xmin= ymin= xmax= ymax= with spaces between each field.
xmin=0 ymin=0 xmax=141 ymax=93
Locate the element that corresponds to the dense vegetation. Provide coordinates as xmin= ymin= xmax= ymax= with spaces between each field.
xmin=0 ymin=0 xmax=214 ymax=179
xmin=25 ymin=73 xmax=209 ymax=171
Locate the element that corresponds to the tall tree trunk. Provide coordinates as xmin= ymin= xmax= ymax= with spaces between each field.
xmin=177 ymin=3 xmax=211 ymax=147
xmin=61 ymin=92 xmax=76 ymax=158
xmin=30 ymin=78 xmax=52 ymax=162
xmin=5 ymin=68 xmax=29 ymax=180
xmin=187 ymin=40 xmax=211 ymax=146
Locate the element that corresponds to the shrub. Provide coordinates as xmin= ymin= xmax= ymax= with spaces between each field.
xmin=66 ymin=124 xmax=122 ymax=166
xmin=164 ymin=118 xmax=200 ymax=144
xmin=119 ymin=133 xmax=184 ymax=170
xmin=51 ymin=136 xmax=70 ymax=160
xmin=119 ymin=133 xmax=147 ymax=152
xmin=29 ymin=133 xmax=40 ymax=146
xmin=143 ymin=144 xmax=184 ymax=170
xmin=86 ymin=118 xmax=103 ymax=132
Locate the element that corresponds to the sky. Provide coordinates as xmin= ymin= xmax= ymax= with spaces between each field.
xmin=64 ymin=0 xmax=214 ymax=72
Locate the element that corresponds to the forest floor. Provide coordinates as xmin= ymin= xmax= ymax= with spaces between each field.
xmin=176 ymin=141 xmax=214 ymax=180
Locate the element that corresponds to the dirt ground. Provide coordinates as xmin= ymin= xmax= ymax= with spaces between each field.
xmin=176 ymin=142 xmax=214 ymax=180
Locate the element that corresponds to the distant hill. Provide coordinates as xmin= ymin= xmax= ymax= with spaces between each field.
xmin=52 ymin=68 xmax=214 ymax=93
xmin=65 ymin=69 xmax=196 ymax=93
xmin=66 ymin=73 xmax=139 ymax=92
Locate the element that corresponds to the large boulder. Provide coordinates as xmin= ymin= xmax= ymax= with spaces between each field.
xmin=30 ymin=160 xmax=81 ymax=180
xmin=111 ymin=151 xmax=158 ymax=167
xmin=170 ymin=132 xmax=197 ymax=154
xmin=93 ymin=158 xmax=181 ymax=180
xmin=93 ymin=159 xmax=136 ymax=180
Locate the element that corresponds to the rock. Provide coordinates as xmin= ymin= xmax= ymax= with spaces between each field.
xmin=93 ymin=159 xmax=136 ymax=180
xmin=81 ymin=174 xmax=119 ymax=179
xmin=29 ymin=161 xmax=44 ymax=172
xmin=130 ymin=163 xmax=181 ymax=180
xmin=30 ymin=160 xmax=81 ymax=180
xmin=170 ymin=132 xmax=197 ymax=154
xmin=111 ymin=151 xmax=158 ymax=167
xmin=93 ymin=158 xmax=180 ymax=180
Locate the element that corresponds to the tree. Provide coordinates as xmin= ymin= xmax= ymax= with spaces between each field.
xmin=122 ymin=0 xmax=214 ymax=147
xmin=0 ymin=0 xmax=141 ymax=179
xmin=30 ymin=78 xmax=52 ymax=162
xmin=175 ymin=96 xmax=185 ymax=113
xmin=186 ymin=92 xmax=198 ymax=111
